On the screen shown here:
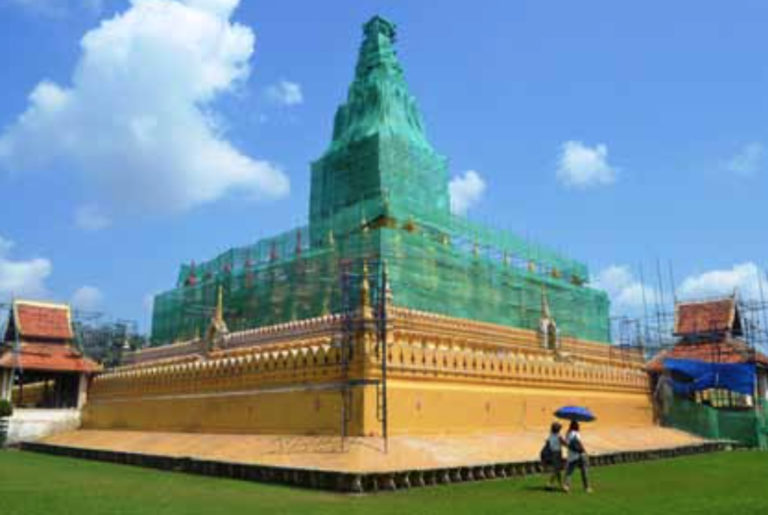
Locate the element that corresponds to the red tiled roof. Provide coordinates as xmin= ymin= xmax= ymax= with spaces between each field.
xmin=674 ymin=298 xmax=735 ymax=336
xmin=0 ymin=343 xmax=101 ymax=373
xmin=14 ymin=301 xmax=74 ymax=340
xmin=647 ymin=339 xmax=768 ymax=373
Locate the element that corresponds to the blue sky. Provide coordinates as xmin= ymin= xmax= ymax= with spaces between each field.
xmin=0 ymin=0 xmax=766 ymax=331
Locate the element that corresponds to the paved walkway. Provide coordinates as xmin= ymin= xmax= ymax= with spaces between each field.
xmin=41 ymin=427 xmax=706 ymax=473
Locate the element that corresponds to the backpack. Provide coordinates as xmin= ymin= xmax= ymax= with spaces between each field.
xmin=539 ymin=439 xmax=553 ymax=464
xmin=568 ymin=434 xmax=585 ymax=454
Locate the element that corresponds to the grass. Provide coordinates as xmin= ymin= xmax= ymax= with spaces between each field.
xmin=0 ymin=450 xmax=766 ymax=515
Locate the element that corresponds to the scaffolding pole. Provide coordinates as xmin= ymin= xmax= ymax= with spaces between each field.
xmin=377 ymin=261 xmax=389 ymax=453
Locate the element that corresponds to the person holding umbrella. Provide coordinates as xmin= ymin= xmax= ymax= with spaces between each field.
xmin=554 ymin=406 xmax=594 ymax=494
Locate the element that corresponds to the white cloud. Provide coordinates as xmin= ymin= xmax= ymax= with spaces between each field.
xmin=0 ymin=235 xmax=52 ymax=299
xmin=266 ymin=80 xmax=303 ymax=106
xmin=678 ymin=262 xmax=765 ymax=301
xmin=71 ymin=285 xmax=104 ymax=311
xmin=725 ymin=142 xmax=763 ymax=176
xmin=74 ymin=204 xmax=112 ymax=231
xmin=0 ymin=0 xmax=289 ymax=214
xmin=595 ymin=262 xmax=768 ymax=317
xmin=593 ymin=265 xmax=659 ymax=315
xmin=557 ymin=140 xmax=617 ymax=188
xmin=449 ymin=170 xmax=486 ymax=215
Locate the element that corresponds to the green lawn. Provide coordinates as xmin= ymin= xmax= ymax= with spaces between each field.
xmin=0 ymin=450 xmax=766 ymax=515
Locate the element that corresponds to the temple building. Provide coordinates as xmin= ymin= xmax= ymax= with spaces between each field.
xmin=1 ymin=300 xmax=100 ymax=408
xmin=648 ymin=295 xmax=768 ymax=406
xmin=31 ymin=17 xmax=715 ymax=490
xmin=647 ymin=295 xmax=768 ymax=447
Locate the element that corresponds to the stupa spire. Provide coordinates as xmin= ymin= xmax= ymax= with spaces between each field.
xmin=328 ymin=15 xmax=431 ymax=151
xmin=309 ymin=15 xmax=451 ymax=241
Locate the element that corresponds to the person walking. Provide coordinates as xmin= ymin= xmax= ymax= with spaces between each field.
xmin=545 ymin=422 xmax=566 ymax=490
xmin=563 ymin=420 xmax=592 ymax=493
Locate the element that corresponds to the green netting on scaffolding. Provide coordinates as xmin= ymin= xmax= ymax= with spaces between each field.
xmin=662 ymin=396 xmax=767 ymax=449
xmin=150 ymin=16 xmax=610 ymax=345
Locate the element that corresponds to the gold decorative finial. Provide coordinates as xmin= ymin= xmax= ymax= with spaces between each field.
xmin=403 ymin=216 xmax=417 ymax=233
xmin=320 ymin=285 xmax=331 ymax=316
xmin=541 ymin=285 xmax=551 ymax=320
xmin=205 ymin=285 xmax=229 ymax=353
xmin=540 ymin=284 xmax=557 ymax=351
xmin=215 ymin=285 xmax=224 ymax=325
xmin=383 ymin=261 xmax=393 ymax=305
xmin=360 ymin=260 xmax=372 ymax=317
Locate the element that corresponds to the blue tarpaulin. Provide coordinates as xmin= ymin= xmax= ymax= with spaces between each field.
xmin=664 ymin=358 xmax=756 ymax=396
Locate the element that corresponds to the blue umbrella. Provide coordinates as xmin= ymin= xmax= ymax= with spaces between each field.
xmin=554 ymin=405 xmax=596 ymax=422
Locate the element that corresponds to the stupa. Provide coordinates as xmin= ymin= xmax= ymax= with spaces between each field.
xmin=87 ymin=12 xmax=651 ymax=436
xmin=32 ymin=16 xmax=714 ymax=492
